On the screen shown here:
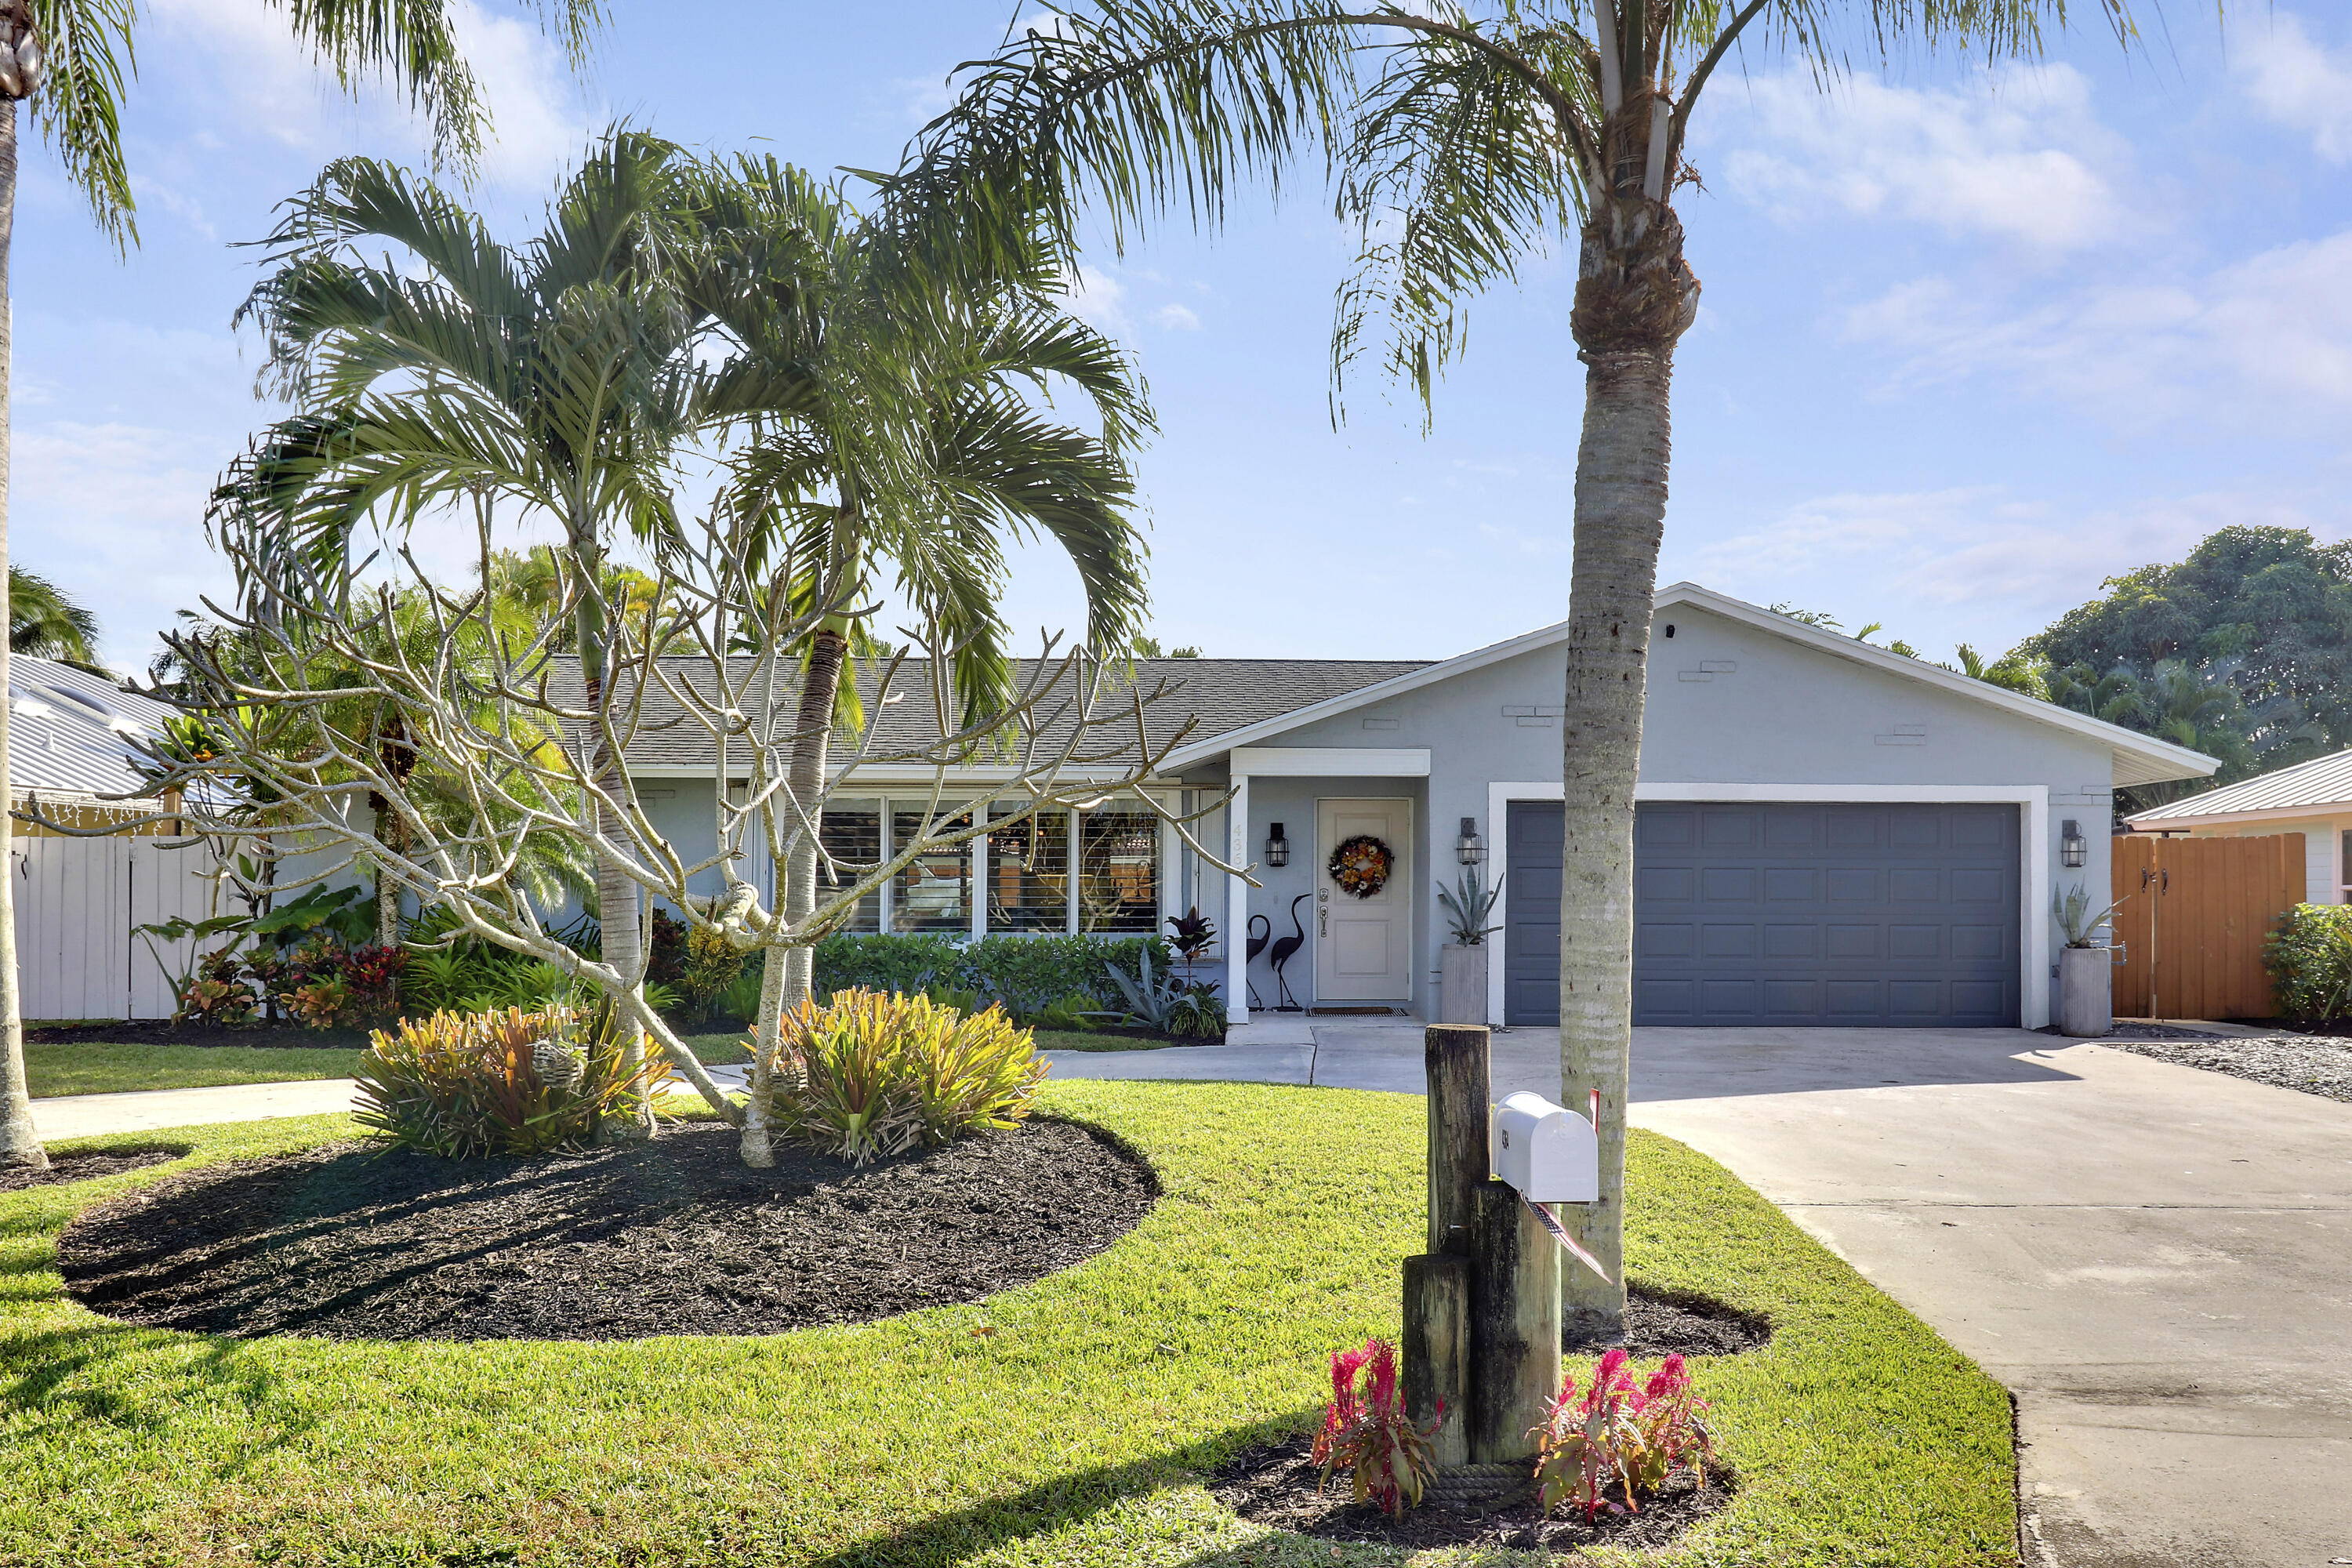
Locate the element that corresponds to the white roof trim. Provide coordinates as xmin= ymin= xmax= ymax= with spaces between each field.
xmin=1163 ymin=580 xmax=2220 ymax=789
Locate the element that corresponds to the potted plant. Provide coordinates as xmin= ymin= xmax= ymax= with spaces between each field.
xmin=1435 ymin=867 xmax=1504 ymax=1025
xmin=2055 ymin=883 xmax=2125 ymax=1037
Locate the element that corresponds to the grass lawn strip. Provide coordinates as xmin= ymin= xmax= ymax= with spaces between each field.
xmin=24 ymin=1043 xmax=368 ymax=1099
xmin=0 ymin=1084 xmax=2015 ymax=1567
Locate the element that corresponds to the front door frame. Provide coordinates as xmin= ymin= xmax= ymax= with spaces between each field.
xmin=1484 ymin=781 xmax=2052 ymax=1029
xmin=1312 ymin=795 xmax=1415 ymax=1004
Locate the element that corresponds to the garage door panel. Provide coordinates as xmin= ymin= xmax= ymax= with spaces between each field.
xmin=1504 ymin=800 xmax=2020 ymax=1028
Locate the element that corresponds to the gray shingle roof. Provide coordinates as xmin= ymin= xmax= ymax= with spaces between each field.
xmin=2128 ymin=746 xmax=2352 ymax=824
xmin=546 ymin=655 xmax=1430 ymax=771
xmin=5 ymin=656 xmax=173 ymax=802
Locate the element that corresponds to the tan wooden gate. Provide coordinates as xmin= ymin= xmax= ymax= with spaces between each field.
xmin=2110 ymin=834 xmax=2306 ymax=1021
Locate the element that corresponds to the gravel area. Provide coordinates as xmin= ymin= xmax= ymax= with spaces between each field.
xmin=2111 ymin=1034 xmax=2352 ymax=1105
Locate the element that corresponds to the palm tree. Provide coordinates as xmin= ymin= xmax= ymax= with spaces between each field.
xmin=878 ymin=0 xmax=2153 ymax=1333
xmin=689 ymin=158 xmax=1150 ymax=1012
xmin=9 ymin=565 xmax=100 ymax=670
xmin=0 ymin=0 xmax=604 ymax=1171
xmin=216 ymin=134 xmax=736 ymax=1139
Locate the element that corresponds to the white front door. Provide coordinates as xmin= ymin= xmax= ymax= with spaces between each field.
xmin=1315 ymin=797 xmax=1414 ymax=1003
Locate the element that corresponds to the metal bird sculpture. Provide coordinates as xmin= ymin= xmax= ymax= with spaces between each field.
xmin=1267 ymin=894 xmax=1308 ymax=1011
xmin=1244 ymin=913 xmax=1271 ymax=1009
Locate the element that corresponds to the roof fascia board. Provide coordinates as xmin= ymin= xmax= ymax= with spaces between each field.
xmin=1230 ymin=746 xmax=1432 ymax=778
xmin=2125 ymin=800 xmax=2352 ymax=830
xmin=1655 ymin=583 xmax=2220 ymax=785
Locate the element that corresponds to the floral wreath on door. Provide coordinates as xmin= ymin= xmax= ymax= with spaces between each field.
xmin=1327 ymin=834 xmax=1395 ymax=899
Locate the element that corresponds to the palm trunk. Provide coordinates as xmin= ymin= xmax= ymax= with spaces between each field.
xmin=575 ymin=539 xmax=652 ymax=1142
xmin=0 ymin=96 xmax=39 ymax=1172
xmin=780 ymin=627 xmax=849 ymax=1011
xmin=1557 ymin=189 xmax=1698 ymax=1337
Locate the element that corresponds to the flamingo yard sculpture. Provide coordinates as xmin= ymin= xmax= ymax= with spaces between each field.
xmin=1266 ymin=894 xmax=1308 ymax=1012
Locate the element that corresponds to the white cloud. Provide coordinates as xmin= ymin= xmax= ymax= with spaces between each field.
xmin=1058 ymin=266 xmax=1130 ymax=335
xmin=1707 ymin=64 xmax=2136 ymax=255
xmin=141 ymin=0 xmax=593 ymax=190
xmin=1844 ymin=229 xmax=2352 ymax=433
xmin=1152 ymin=302 xmax=1201 ymax=331
xmin=2236 ymin=11 xmax=2352 ymax=164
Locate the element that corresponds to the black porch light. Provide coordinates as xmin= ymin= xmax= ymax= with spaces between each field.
xmin=2060 ymin=819 xmax=2088 ymax=869
xmin=1265 ymin=822 xmax=1290 ymax=867
xmin=1455 ymin=816 xmax=1486 ymax=866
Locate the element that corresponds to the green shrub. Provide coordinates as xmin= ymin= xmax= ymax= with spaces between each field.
xmin=811 ymin=932 xmax=1173 ymax=1018
xmin=2262 ymin=902 xmax=2352 ymax=1022
xmin=354 ymin=1002 xmax=672 ymax=1158
xmin=764 ymin=988 xmax=1047 ymax=1163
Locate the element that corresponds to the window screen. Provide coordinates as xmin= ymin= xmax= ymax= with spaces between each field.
xmin=815 ymin=800 xmax=882 ymax=932
xmin=1079 ymin=805 xmax=1160 ymax=933
xmin=891 ymin=806 xmax=972 ymax=932
xmin=988 ymin=807 xmax=1071 ymax=931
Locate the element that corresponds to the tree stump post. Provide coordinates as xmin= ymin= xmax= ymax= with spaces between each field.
xmin=1402 ymin=1023 xmax=1489 ymax=1459
xmin=1424 ymin=1023 xmax=1490 ymax=1255
xmin=1467 ymin=1179 xmax=1562 ymax=1465
xmin=1401 ymin=1253 xmax=1470 ymax=1468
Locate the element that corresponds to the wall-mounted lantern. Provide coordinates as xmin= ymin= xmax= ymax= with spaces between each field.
xmin=2060 ymin=819 xmax=2088 ymax=869
xmin=1265 ymin=822 xmax=1290 ymax=867
xmin=1455 ymin=816 xmax=1486 ymax=866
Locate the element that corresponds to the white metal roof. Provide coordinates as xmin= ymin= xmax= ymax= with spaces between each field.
xmin=2126 ymin=746 xmax=2352 ymax=827
xmin=5 ymin=656 xmax=172 ymax=804
xmin=1164 ymin=581 xmax=2221 ymax=789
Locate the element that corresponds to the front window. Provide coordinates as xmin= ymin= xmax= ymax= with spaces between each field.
xmin=816 ymin=800 xmax=882 ymax=932
xmin=989 ymin=807 xmax=1071 ymax=931
xmin=1078 ymin=804 xmax=1160 ymax=933
xmin=892 ymin=805 xmax=972 ymax=932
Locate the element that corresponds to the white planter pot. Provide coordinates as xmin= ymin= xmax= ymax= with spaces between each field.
xmin=1439 ymin=943 xmax=1489 ymax=1025
xmin=2059 ymin=946 xmax=2113 ymax=1038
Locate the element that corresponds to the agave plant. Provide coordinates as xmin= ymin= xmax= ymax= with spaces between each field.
xmin=1436 ymin=866 xmax=1506 ymax=947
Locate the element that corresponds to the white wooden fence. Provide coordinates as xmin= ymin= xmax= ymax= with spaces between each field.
xmin=10 ymin=835 xmax=223 ymax=1021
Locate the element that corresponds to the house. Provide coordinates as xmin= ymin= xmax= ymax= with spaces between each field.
xmin=2122 ymin=749 xmax=2352 ymax=902
xmin=627 ymin=582 xmax=2217 ymax=1031
xmin=5 ymin=655 xmax=178 ymax=833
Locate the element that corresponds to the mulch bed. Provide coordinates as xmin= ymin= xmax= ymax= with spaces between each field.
xmin=0 ymin=1149 xmax=183 ymax=1193
xmin=2108 ymin=1033 xmax=2352 ymax=1105
xmin=1213 ymin=1283 xmax=1759 ymax=1554
xmin=27 ymin=1020 xmax=372 ymax=1049
xmin=60 ymin=1119 xmax=1156 ymax=1341
xmin=1213 ymin=1437 xmax=1733 ymax=1554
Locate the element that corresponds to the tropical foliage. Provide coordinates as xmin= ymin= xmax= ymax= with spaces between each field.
xmin=355 ymin=1001 xmax=673 ymax=1159
xmin=2261 ymin=903 xmax=2352 ymax=1026
xmin=8 ymin=566 xmax=102 ymax=670
xmin=1534 ymin=1348 xmax=1715 ymax=1522
xmin=755 ymin=987 xmax=1048 ymax=1164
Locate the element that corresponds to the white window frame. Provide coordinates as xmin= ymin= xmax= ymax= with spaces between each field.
xmin=1483 ymin=781 xmax=2053 ymax=1031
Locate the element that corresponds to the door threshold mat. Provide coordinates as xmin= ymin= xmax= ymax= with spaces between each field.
xmin=1308 ymin=1006 xmax=1398 ymax=1016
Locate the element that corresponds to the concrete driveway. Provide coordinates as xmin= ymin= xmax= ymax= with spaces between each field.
xmin=1049 ymin=1022 xmax=2352 ymax=1568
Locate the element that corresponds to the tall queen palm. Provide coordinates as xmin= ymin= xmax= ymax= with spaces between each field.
xmin=0 ymin=0 xmax=603 ymax=1171
xmin=882 ymin=0 xmax=2153 ymax=1332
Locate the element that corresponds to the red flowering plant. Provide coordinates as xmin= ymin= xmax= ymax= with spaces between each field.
xmin=1310 ymin=1337 xmax=1440 ymax=1516
xmin=1533 ymin=1349 xmax=1715 ymax=1522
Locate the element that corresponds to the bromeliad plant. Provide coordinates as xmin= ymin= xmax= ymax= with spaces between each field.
xmin=355 ymin=1001 xmax=673 ymax=1159
xmin=752 ymin=988 xmax=1049 ymax=1165
xmin=1312 ymin=1338 xmax=1439 ymax=1517
xmin=1533 ymin=1349 xmax=1715 ymax=1522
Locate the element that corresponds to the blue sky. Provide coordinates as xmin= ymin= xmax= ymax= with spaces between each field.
xmin=15 ymin=2 xmax=2352 ymax=674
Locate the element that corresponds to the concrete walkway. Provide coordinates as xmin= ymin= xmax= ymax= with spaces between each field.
xmin=31 ymin=1077 xmax=361 ymax=1143
xmin=1058 ymin=1019 xmax=2352 ymax=1568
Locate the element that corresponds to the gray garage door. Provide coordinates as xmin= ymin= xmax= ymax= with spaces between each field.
xmin=1504 ymin=800 xmax=2020 ymax=1028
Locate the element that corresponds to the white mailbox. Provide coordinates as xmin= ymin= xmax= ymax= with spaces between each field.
xmin=1489 ymin=1091 xmax=1599 ymax=1203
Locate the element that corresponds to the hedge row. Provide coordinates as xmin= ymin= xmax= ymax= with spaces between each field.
xmin=811 ymin=932 xmax=1185 ymax=1012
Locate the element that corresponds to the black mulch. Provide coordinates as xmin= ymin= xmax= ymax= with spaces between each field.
xmin=0 ymin=1149 xmax=183 ymax=1193
xmin=27 ymin=1020 xmax=372 ymax=1049
xmin=60 ymin=1119 xmax=1156 ymax=1341
xmin=1568 ymin=1283 xmax=1773 ymax=1356
xmin=1211 ymin=1434 xmax=1733 ymax=1554
xmin=2034 ymin=1022 xmax=2223 ymax=1042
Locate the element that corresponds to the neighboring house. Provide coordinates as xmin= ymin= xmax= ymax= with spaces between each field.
xmin=5 ymin=655 xmax=176 ymax=832
xmin=626 ymin=582 xmax=2217 ymax=1031
xmin=2122 ymin=750 xmax=2352 ymax=904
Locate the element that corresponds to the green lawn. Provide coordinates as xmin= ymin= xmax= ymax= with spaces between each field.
xmin=24 ymin=1043 xmax=368 ymax=1099
xmin=0 ymin=1085 xmax=2016 ymax=1566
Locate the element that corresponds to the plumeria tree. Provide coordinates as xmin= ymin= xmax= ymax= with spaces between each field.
xmin=878 ymin=0 xmax=2152 ymax=1333
xmin=138 ymin=499 xmax=1237 ymax=1168
xmin=0 ymin=0 xmax=605 ymax=1172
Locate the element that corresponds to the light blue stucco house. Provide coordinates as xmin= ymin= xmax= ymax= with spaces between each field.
xmin=628 ymin=583 xmax=2217 ymax=1031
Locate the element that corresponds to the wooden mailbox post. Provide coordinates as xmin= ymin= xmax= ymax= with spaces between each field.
xmin=1403 ymin=1023 xmax=1562 ymax=1468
